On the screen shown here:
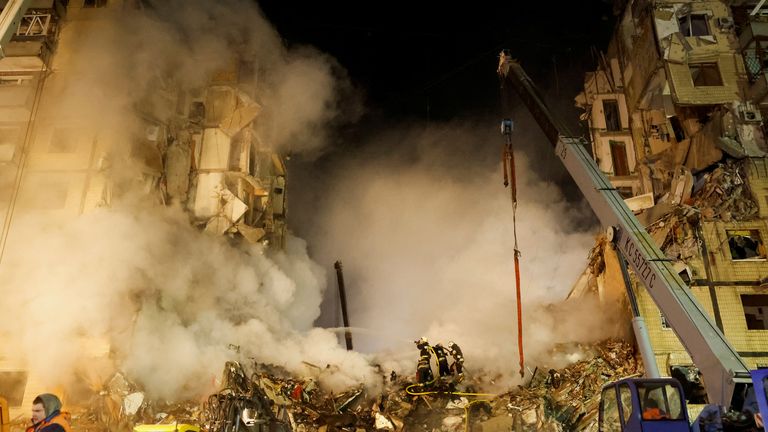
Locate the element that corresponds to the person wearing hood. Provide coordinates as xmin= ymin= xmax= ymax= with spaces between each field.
xmin=26 ymin=394 xmax=70 ymax=432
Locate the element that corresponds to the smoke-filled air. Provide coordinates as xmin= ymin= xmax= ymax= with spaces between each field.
xmin=0 ymin=0 xmax=370 ymax=401
xmin=0 ymin=0 xmax=620 ymax=403
xmin=302 ymin=122 xmax=624 ymax=389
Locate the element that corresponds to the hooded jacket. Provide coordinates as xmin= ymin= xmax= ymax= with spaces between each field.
xmin=26 ymin=394 xmax=71 ymax=432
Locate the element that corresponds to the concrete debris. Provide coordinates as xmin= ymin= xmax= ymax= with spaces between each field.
xmin=690 ymin=160 xmax=758 ymax=221
xmin=66 ymin=372 xmax=201 ymax=432
xmin=487 ymin=340 xmax=640 ymax=432
xmin=55 ymin=340 xmax=636 ymax=432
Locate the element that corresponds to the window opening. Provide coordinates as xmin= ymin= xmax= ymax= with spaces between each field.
xmin=636 ymin=382 xmax=685 ymax=421
xmin=741 ymin=294 xmax=768 ymax=330
xmin=727 ymin=230 xmax=766 ymax=260
xmin=618 ymin=384 xmax=634 ymax=425
xmin=679 ymin=14 xmax=710 ymax=37
xmin=603 ymin=99 xmax=621 ymax=132
xmin=610 ymin=140 xmax=630 ymax=176
xmin=690 ymin=63 xmax=723 ymax=86
xmin=601 ymin=387 xmax=622 ymax=432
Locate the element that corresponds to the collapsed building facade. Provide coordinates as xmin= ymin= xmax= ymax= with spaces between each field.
xmin=572 ymin=0 xmax=768 ymax=400
xmin=0 ymin=0 xmax=287 ymax=420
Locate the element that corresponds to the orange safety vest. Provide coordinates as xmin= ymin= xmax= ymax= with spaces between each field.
xmin=642 ymin=407 xmax=663 ymax=420
xmin=26 ymin=412 xmax=71 ymax=432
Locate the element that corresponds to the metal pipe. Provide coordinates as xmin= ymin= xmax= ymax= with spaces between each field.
xmin=334 ymin=260 xmax=353 ymax=351
xmin=618 ymin=250 xmax=661 ymax=378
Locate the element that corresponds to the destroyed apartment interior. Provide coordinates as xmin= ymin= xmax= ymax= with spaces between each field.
xmin=7 ymin=0 xmax=768 ymax=431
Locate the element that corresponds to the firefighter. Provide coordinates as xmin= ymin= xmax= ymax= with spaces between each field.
xmin=415 ymin=337 xmax=434 ymax=385
xmin=447 ymin=341 xmax=464 ymax=376
xmin=433 ymin=343 xmax=451 ymax=378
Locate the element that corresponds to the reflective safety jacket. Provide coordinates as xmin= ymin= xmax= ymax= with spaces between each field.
xmin=642 ymin=407 xmax=663 ymax=420
xmin=26 ymin=411 xmax=71 ymax=432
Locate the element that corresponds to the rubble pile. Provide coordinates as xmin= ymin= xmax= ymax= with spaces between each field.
xmin=483 ymin=340 xmax=640 ymax=432
xmin=690 ymin=160 xmax=758 ymax=222
xmin=53 ymin=340 xmax=638 ymax=432
xmin=64 ymin=372 xmax=201 ymax=432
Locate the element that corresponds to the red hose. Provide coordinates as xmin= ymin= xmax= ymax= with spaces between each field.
xmin=515 ymin=252 xmax=524 ymax=377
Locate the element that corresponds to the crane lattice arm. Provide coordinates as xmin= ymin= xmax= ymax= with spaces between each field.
xmin=497 ymin=51 xmax=750 ymax=409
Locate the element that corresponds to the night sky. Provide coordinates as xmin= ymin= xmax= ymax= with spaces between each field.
xmin=258 ymin=1 xmax=617 ymax=124
xmin=255 ymin=2 xmax=618 ymax=327
xmin=265 ymin=2 xmax=618 ymax=236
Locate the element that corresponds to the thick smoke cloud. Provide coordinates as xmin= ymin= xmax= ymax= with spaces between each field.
xmin=300 ymin=121 xmax=623 ymax=387
xmin=0 ymin=0 xmax=371 ymax=400
xmin=0 ymin=0 xmax=622 ymax=403
xmin=0 ymin=206 xmax=376 ymax=399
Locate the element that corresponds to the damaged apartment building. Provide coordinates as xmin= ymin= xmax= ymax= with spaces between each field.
xmin=0 ymin=0 xmax=287 ymax=419
xmin=573 ymin=0 xmax=768 ymax=399
xmin=0 ymin=0 xmax=287 ymax=249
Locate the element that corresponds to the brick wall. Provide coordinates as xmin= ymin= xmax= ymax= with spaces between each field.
xmin=668 ymin=53 xmax=743 ymax=105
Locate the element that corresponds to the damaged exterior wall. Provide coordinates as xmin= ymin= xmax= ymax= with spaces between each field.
xmin=575 ymin=49 xmax=641 ymax=198
xmin=573 ymin=0 xmax=768 ymax=399
xmin=0 ymin=0 xmax=288 ymax=420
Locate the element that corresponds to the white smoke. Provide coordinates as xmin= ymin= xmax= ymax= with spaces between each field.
xmin=303 ymin=122 xmax=619 ymax=387
xmin=0 ymin=0 xmax=372 ymax=400
xmin=0 ymin=204 xmax=377 ymax=400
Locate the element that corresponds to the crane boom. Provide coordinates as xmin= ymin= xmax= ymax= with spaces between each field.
xmin=497 ymin=52 xmax=751 ymax=409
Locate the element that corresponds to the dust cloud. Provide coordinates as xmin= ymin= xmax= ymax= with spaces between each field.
xmin=0 ymin=206 xmax=377 ymax=399
xmin=0 ymin=0 xmax=371 ymax=400
xmin=0 ymin=0 xmax=621 ymax=403
xmin=301 ymin=121 xmax=625 ymax=387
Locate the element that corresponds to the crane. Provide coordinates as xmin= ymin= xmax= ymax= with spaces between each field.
xmin=496 ymin=51 xmax=767 ymax=431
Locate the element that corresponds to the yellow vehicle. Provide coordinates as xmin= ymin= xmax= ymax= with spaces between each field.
xmin=133 ymin=424 xmax=200 ymax=432
xmin=1 ymin=397 xmax=9 ymax=432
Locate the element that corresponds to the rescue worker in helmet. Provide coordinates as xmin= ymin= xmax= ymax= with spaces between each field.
xmin=433 ymin=343 xmax=451 ymax=378
xmin=414 ymin=337 xmax=434 ymax=385
xmin=27 ymin=394 xmax=70 ymax=432
xmin=447 ymin=341 xmax=464 ymax=377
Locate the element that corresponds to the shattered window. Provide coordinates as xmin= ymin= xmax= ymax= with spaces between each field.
xmin=609 ymin=140 xmax=630 ymax=176
xmin=601 ymin=387 xmax=622 ymax=432
xmin=727 ymin=230 xmax=766 ymax=261
xmin=603 ymin=99 xmax=621 ymax=132
xmin=690 ymin=63 xmax=723 ymax=87
xmin=83 ymin=0 xmax=107 ymax=7
xmin=679 ymin=14 xmax=710 ymax=37
xmin=637 ymin=382 xmax=684 ymax=421
xmin=741 ymin=295 xmax=768 ymax=330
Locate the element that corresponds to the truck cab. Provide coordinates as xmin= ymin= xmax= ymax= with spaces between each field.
xmin=599 ymin=378 xmax=690 ymax=432
xmin=751 ymin=370 xmax=768 ymax=432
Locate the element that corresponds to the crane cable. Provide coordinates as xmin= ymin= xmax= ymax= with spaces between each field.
xmin=502 ymin=127 xmax=525 ymax=378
